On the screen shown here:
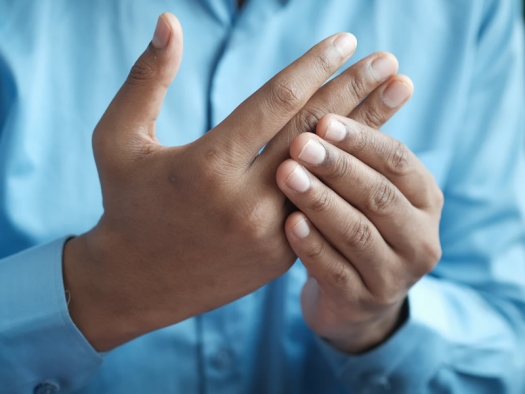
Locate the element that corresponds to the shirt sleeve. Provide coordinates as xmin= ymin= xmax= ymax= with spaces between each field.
xmin=0 ymin=237 xmax=103 ymax=394
xmin=317 ymin=1 xmax=525 ymax=393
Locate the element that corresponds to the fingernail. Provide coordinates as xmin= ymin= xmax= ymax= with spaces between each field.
xmin=292 ymin=218 xmax=310 ymax=239
xmin=382 ymin=81 xmax=412 ymax=108
xmin=298 ymin=140 xmax=326 ymax=165
xmin=286 ymin=164 xmax=310 ymax=193
xmin=333 ymin=33 xmax=357 ymax=59
xmin=370 ymin=55 xmax=398 ymax=82
xmin=324 ymin=120 xmax=346 ymax=142
xmin=152 ymin=14 xmax=171 ymax=49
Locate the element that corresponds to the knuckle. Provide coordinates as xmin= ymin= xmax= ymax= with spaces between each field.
xmin=386 ymin=141 xmax=410 ymax=176
xmin=199 ymin=151 xmax=225 ymax=183
xmin=423 ymin=239 xmax=442 ymax=268
xmin=366 ymin=273 xmax=404 ymax=307
xmin=433 ymin=186 xmax=445 ymax=209
xmin=315 ymin=51 xmax=337 ymax=74
xmin=349 ymin=76 xmax=369 ymax=100
xmin=342 ymin=218 xmax=374 ymax=250
xmin=193 ymin=150 xmax=238 ymax=193
xmin=414 ymin=170 xmax=444 ymax=211
xmin=310 ymin=188 xmax=333 ymax=214
xmin=270 ymin=78 xmax=303 ymax=112
xmin=326 ymin=262 xmax=350 ymax=287
xmin=365 ymin=179 xmax=397 ymax=214
xmin=127 ymin=59 xmax=156 ymax=85
xmin=325 ymin=153 xmax=352 ymax=183
xmin=350 ymin=125 xmax=369 ymax=153
xmin=296 ymin=107 xmax=324 ymax=133
xmin=306 ymin=241 xmax=325 ymax=261
xmin=405 ymin=234 xmax=442 ymax=281
xmin=412 ymin=237 xmax=442 ymax=276
xmin=361 ymin=107 xmax=385 ymax=129
xmin=373 ymin=288 xmax=399 ymax=308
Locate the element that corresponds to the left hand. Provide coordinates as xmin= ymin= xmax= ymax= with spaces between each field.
xmin=275 ymin=91 xmax=444 ymax=354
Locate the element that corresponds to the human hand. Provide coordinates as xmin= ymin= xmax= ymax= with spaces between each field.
xmin=276 ymin=99 xmax=444 ymax=353
xmin=63 ymin=13 xmax=403 ymax=351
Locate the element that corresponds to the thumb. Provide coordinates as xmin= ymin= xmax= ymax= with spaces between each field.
xmin=95 ymin=13 xmax=183 ymax=157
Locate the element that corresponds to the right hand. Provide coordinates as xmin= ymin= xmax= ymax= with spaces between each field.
xmin=64 ymin=12 xmax=403 ymax=351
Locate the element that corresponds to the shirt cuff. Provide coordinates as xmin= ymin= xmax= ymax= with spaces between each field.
xmin=0 ymin=237 xmax=103 ymax=393
xmin=316 ymin=277 xmax=449 ymax=394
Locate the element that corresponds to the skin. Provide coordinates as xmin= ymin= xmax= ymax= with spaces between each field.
xmin=64 ymin=12 xmax=442 ymax=354
xmin=277 ymin=114 xmax=443 ymax=353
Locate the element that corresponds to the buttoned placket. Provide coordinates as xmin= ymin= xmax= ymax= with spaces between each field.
xmin=196 ymin=1 xmax=292 ymax=393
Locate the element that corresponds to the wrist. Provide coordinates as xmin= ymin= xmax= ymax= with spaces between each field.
xmin=63 ymin=230 xmax=150 ymax=351
xmin=325 ymin=298 xmax=408 ymax=354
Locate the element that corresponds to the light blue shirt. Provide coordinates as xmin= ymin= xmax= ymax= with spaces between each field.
xmin=1 ymin=0 xmax=525 ymax=393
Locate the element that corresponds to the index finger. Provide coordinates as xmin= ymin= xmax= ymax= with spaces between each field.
xmin=204 ymin=33 xmax=357 ymax=168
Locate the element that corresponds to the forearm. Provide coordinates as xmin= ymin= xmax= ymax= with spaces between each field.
xmin=63 ymin=228 xmax=197 ymax=352
xmin=63 ymin=233 xmax=139 ymax=352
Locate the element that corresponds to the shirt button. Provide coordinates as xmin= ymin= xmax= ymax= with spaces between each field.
xmin=211 ymin=348 xmax=234 ymax=369
xmin=34 ymin=382 xmax=60 ymax=394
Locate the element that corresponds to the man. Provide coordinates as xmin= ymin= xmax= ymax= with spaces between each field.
xmin=1 ymin=0 xmax=524 ymax=393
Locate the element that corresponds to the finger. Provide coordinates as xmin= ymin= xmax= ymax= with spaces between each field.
xmin=257 ymin=52 xmax=399 ymax=169
xmin=349 ymin=75 xmax=413 ymax=129
xmin=316 ymin=115 xmax=443 ymax=210
xmin=94 ymin=13 xmax=183 ymax=159
xmin=205 ymin=33 xmax=357 ymax=167
xmin=289 ymin=132 xmax=426 ymax=252
xmin=285 ymin=212 xmax=362 ymax=295
xmin=276 ymin=160 xmax=398 ymax=293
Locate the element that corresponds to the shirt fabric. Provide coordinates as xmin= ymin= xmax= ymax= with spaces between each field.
xmin=1 ymin=0 xmax=525 ymax=393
